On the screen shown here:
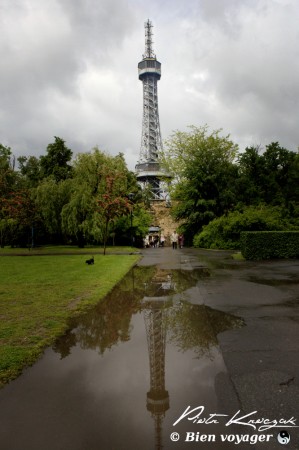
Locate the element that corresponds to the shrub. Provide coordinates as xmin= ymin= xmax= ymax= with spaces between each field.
xmin=193 ymin=205 xmax=298 ymax=250
xmin=241 ymin=231 xmax=299 ymax=260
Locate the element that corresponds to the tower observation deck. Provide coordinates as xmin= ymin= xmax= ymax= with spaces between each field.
xmin=135 ymin=20 xmax=172 ymax=200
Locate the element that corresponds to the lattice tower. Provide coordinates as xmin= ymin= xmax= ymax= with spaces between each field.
xmin=144 ymin=305 xmax=169 ymax=450
xmin=136 ymin=20 xmax=171 ymax=200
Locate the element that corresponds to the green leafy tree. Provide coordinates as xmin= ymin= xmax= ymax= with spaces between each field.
xmin=110 ymin=198 xmax=151 ymax=246
xmin=1 ymin=189 xmax=38 ymax=247
xmin=40 ymin=137 xmax=73 ymax=181
xmin=61 ymin=182 xmax=99 ymax=247
xmin=95 ymin=158 xmax=131 ymax=254
xmin=237 ymin=143 xmax=299 ymax=207
xmin=160 ymin=125 xmax=238 ymax=240
xmin=35 ymin=178 xmax=72 ymax=241
xmin=131 ymin=205 xmax=152 ymax=239
xmin=61 ymin=149 xmax=113 ymax=247
xmin=236 ymin=146 xmax=265 ymax=205
xmin=18 ymin=156 xmax=42 ymax=188
xmin=0 ymin=145 xmax=20 ymax=246
xmin=61 ymin=149 xmax=137 ymax=248
xmin=0 ymin=144 xmax=18 ymax=194
xmin=261 ymin=142 xmax=299 ymax=205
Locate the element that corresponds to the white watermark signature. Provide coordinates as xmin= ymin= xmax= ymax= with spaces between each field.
xmin=173 ymin=406 xmax=298 ymax=432
xmin=171 ymin=406 xmax=297 ymax=445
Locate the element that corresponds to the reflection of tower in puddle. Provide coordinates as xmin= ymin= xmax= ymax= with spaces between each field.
xmin=143 ymin=270 xmax=175 ymax=450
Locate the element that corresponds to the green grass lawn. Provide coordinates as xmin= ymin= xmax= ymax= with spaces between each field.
xmin=0 ymin=245 xmax=138 ymax=255
xmin=0 ymin=253 xmax=140 ymax=387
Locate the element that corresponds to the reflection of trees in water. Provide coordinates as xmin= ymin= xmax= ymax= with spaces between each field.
xmin=53 ymin=266 xmax=243 ymax=360
xmin=166 ymin=303 xmax=244 ymax=359
xmin=53 ymin=266 xmax=155 ymax=358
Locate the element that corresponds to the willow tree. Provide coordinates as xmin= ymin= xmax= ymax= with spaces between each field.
xmin=61 ymin=149 xmax=134 ymax=249
xmin=35 ymin=178 xmax=72 ymax=241
xmin=61 ymin=149 xmax=106 ymax=247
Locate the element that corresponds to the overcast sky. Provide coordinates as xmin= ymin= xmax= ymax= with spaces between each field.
xmin=1 ymin=0 xmax=299 ymax=170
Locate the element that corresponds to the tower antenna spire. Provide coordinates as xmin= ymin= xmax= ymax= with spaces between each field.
xmin=143 ymin=19 xmax=156 ymax=59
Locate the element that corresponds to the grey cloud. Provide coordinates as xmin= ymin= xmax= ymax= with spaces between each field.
xmin=0 ymin=0 xmax=139 ymax=157
xmin=58 ymin=0 xmax=137 ymax=63
xmin=168 ymin=0 xmax=299 ymax=151
xmin=1 ymin=0 xmax=299 ymax=168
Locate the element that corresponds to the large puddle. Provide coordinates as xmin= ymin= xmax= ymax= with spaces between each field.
xmin=0 ymin=264 xmax=243 ymax=450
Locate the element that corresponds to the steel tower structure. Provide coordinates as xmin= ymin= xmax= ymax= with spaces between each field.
xmin=144 ymin=306 xmax=169 ymax=449
xmin=143 ymin=270 xmax=175 ymax=449
xmin=136 ymin=20 xmax=171 ymax=200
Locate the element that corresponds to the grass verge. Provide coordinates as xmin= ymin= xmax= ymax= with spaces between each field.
xmin=0 ymin=254 xmax=140 ymax=387
xmin=0 ymin=245 xmax=139 ymax=255
xmin=231 ymin=252 xmax=245 ymax=260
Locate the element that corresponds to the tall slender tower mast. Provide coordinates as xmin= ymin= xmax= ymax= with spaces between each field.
xmin=144 ymin=305 xmax=169 ymax=449
xmin=136 ymin=20 xmax=171 ymax=200
xmin=143 ymin=270 xmax=173 ymax=449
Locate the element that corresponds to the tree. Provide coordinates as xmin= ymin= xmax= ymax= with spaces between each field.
xmin=261 ymin=142 xmax=299 ymax=205
xmin=0 ymin=144 xmax=15 ymax=171
xmin=1 ymin=188 xmax=38 ymax=247
xmin=61 ymin=182 xmax=99 ymax=247
xmin=61 ymin=149 xmax=108 ymax=246
xmin=0 ymin=144 xmax=21 ymax=246
xmin=0 ymin=144 xmax=18 ymax=196
xmin=114 ymin=204 xmax=152 ymax=243
xmin=95 ymin=156 xmax=131 ymax=254
xmin=160 ymin=125 xmax=239 ymax=240
xmin=40 ymin=137 xmax=73 ymax=181
xmin=237 ymin=143 xmax=299 ymax=207
xmin=61 ymin=149 xmax=137 ymax=249
xmin=236 ymin=146 xmax=265 ymax=205
xmin=18 ymin=156 xmax=42 ymax=188
xmin=35 ymin=178 xmax=72 ymax=241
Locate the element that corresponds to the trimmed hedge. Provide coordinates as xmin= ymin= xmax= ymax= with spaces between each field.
xmin=240 ymin=231 xmax=299 ymax=260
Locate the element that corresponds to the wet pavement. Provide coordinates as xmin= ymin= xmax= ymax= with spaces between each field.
xmin=0 ymin=247 xmax=298 ymax=449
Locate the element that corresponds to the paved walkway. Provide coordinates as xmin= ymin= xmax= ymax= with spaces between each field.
xmin=140 ymin=246 xmax=299 ymax=449
xmin=1 ymin=245 xmax=298 ymax=449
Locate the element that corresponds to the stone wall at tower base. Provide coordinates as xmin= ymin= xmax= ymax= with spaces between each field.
xmin=149 ymin=201 xmax=182 ymax=246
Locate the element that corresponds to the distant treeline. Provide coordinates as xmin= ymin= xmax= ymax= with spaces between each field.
xmin=2 ymin=126 xmax=299 ymax=251
xmin=0 ymin=137 xmax=151 ymax=249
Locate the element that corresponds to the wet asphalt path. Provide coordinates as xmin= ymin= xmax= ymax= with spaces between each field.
xmin=140 ymin=247 xmax=299 ymax=450
xmin=0 ymin=246 xmax=298 ymax=450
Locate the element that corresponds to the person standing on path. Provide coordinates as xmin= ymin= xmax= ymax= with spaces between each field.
xmin=170 ymin=231 xmax=178 ymax=249
xmin=178 ymin=234 xmax=184 ymax=248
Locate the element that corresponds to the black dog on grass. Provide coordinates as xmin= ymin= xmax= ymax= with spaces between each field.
xmin=85 ymin=256 xmax=94 ymax=265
